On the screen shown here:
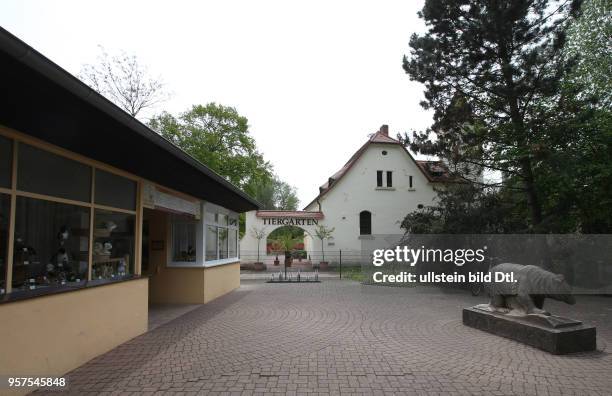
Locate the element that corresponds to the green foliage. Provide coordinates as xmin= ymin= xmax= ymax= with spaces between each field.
xmin=335 ymin=266 xmax=366 ymax=283
xmin=564 ymin=0 xmax=612 ymax=108
xmin=401 ymin=184 xmax=527 ymax=234
xmin=252 ymin=177 xmax=299 ymax=210
xmin=268 ymin=226 xmax=304 ymax=242
xmin=291 ymin=250 xmax=307 ymax=259
xmin=314 ymin=225 xmax=335 ymax=262
xmin=403 ymin=0 xmax=582 ymax=227
xmin=250 ymin=226 xmax=266 ymax=262
xmin=150 ymin=103 xmax=300 ymax=216
xmin=149 ymin=103 xmax=273 ymax=197
xmin=402 ymin=0 xmax=612 ymax=233
xmin=275 ymin=233 xmax=299 ymax=253
xmin=314 ymin=225 xmax=335 ymax=241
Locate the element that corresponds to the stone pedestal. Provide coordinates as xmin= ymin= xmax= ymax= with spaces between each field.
xmin=463 ymin=306 xmax=596 ymax=354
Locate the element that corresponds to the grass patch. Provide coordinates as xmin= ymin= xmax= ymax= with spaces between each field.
xmin=334 ymin=266 xmax=366 ymax=282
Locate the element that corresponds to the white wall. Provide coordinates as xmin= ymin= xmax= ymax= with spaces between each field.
xmin=305 ymin=143 xmax=438 ymax=254
xmin=241 ymin=143 xmax=440 ymax=264
xmin=240 ymin=211 xmax=324 ymax=261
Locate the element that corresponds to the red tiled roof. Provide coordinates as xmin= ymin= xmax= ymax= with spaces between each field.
xmin=304 ymin=125 xmax=455 ymax=210
xmin=415 ymin=160 xmax=457 ymax=183
xmin=256 ymin=210 xmax=324 ymax=219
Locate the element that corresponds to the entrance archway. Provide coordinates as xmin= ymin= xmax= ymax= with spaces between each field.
xmin=240 ymin=210 xmax=325 ymax=265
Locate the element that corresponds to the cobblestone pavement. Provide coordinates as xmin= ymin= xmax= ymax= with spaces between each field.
xmin=41 ymin=280 xmax=612 ymax=395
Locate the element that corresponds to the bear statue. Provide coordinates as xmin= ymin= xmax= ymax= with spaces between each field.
xmin=479 ymin=263 xmax=575 ymax=316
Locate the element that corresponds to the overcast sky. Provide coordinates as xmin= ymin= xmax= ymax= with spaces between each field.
xmin=1 ymin=0 xmax=435 ymax=207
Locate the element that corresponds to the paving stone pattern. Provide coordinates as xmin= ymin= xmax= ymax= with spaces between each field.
xmin=38 ymin=280 xmax=612 ymax=395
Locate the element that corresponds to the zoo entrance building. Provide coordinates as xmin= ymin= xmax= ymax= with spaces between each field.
xmin=240 ymin=125 xmax=455 ymax=263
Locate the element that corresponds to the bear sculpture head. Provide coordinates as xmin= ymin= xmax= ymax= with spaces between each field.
xmin=547 ymin=274 xmax=575 ymax=305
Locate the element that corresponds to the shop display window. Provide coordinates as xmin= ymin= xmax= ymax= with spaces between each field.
xmin=205 ymin=225 xmax=218 ymax=261
xmin=216 ymin=213 xmax=228 ymax=226
xmin=0 ymin=194 xmax=9 ymax=293
xmin=94 ymin=169 xmax=137 ymax=211
xmin=228 ymin=229 xmax=237 ymax=258
xmin=171 ymin=215 xmax=197 ymax=262
xmin=205 ymin=208 xmax=239 ymax=263
xmin=0 ymin=135 xmax=12 ymax=188
xmin=13 ymin=197 xmax=89 ymax=291
xmin=92 ymin=209 xmax=135 ymax=280
xmin=218 ymin=228 xmax=228 ymax=259
xmin=18 ymin=143 xmax=91 ymax=202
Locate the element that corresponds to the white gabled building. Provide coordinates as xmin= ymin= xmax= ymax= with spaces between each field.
xmin=302 ymin=125 xmax=454 ymax=258
xmin=240 ymin=124 xmax=455 ymax=263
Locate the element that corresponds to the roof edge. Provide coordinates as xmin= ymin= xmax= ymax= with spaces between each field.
xmin=0 ymin=26 xmax=261 ymax=210
xmin=302 ymin=135 xmax=447 ymax=210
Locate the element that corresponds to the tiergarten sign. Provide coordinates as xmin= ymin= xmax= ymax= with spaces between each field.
xmin=261 ymin=217 xmax=320 ymax=226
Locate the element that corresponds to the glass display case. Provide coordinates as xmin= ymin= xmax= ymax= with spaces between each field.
xmin=92 ymin=209 xmax=135 ymax=280
xmin=13 ymin=197 xmax=90 ymax=290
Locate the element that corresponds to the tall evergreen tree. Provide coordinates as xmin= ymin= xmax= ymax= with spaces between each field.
xmin=403 ymin=0 xmax=582 ymax=230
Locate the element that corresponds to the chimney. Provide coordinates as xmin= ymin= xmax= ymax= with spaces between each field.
xmin=379 ymin=124 xmax=389 ymax=136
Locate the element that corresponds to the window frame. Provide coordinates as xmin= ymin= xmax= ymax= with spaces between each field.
xmin=359 ymin=210 xmax=372 ymax=236
xmin=386 ymin=171 xmax=393 ymax=187
xmin=0 ymin=128 xmax=142 ymax=295
xmin=376 ymin=170 xmax=383 ymax=187
xmin=169 ymin=214 xmax=199 ymax=265
xmin=203 ymin=203 xmax=239 ymax=267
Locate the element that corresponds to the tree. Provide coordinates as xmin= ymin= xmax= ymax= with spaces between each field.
xmin=275 ymin=180 xmax=299 ymax=211
xmin=275 ymin=233 xmax=299 ymax=265
xmin=149 ymin=103 xmax=273 ymax=197
xmin=403 ymin=0 xmax=582 ymax=230
xmin=401 ymin=183 xmax=526 ymax=234
xmin=250 ymin=226 xmax=267 ymax=263
xmin=252 ymin=177 xmax=299 ymax=210
xmin=563 ymin=0 xmax=612 ymax=109
xmin=314 ymin=225 xmax=335 ymax=263
xmin=79 ymin=46 xmax=169 ymax=118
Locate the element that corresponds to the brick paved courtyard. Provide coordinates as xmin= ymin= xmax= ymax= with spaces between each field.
xmin=42 ymin=280 xmax=612 ymax=395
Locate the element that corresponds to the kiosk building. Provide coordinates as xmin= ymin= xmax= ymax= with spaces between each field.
xmin=0 ymin=27 xmax=258 ymax=381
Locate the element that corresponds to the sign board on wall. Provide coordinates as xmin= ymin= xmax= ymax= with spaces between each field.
xmin=143 ymin=182 xmax=201 ymax=218
xmin=262 ymin=218 xmax=319 ymax=226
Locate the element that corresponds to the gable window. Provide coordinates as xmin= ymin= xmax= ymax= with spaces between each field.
xmin=359 ymin=210 xmax=372 ymax=235
xmin=377 ymin=170 xmax=393 ymax=188
xmin=409 ymin=175 xmax=413 ymax=188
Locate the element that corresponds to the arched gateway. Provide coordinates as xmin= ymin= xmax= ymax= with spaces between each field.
xmin=240 ymin=210 xmax=325 ymax=261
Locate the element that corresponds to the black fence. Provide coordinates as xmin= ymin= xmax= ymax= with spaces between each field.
xmin=240 ymin=250 xmax=366 ymax=278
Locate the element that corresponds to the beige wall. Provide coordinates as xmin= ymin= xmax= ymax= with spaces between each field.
xmin=149 ymin=263 xmax=240 ymax=304
xmin=0 ymin=278 xmax=148 ymax=390
xmin=149 ymin=266 xmax=205 ymax=303
xmin=146 ymin=208 xmax=240 ymax=304
xmin=203 ymin=262 xmax=240 ymax=303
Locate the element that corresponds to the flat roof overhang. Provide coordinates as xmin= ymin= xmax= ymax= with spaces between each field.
xmin=0 ymin=27 xmax=259 ymax=213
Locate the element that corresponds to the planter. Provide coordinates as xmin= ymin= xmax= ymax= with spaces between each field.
xmin=253 ymin=262 xmax=266 ymax=271
xmin=274 ymin=258 xmax=280 ymax=266
xmin=319 ymin=261 xmax=329 ymax=270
